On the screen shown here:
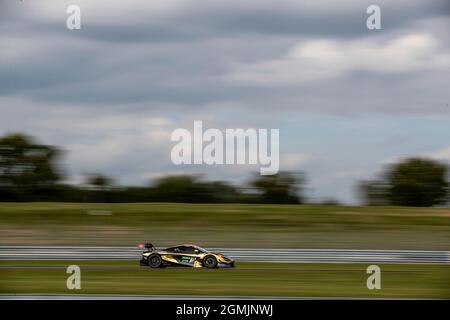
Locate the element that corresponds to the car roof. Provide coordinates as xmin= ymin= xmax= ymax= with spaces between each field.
xmin=165 ymin=244 xmax=210 ymax=250
xmin=164 ymin=244 xmax=195 ymax=248
xmin=168 ymin=244 xmax=207 ymax=251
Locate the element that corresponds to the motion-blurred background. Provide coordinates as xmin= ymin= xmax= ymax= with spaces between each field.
xmin=0 ymin=0 xmax=449 ymax=298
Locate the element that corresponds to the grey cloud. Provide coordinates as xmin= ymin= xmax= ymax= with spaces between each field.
xmin=1 ymin=0 xmax=448 ymax=112
xmin=2 ymin=0 xmax=447 ymax=43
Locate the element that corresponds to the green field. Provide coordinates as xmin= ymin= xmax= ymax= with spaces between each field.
xmin=0 ymin=203 xmax=449 ymax=249
xmin=1 ymin=260 xmax=449 ymax=298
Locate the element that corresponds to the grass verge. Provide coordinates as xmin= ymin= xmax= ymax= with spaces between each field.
xmin=1 ymin=260 xmax=449 ymax=298
xmin=0 ymin=203 xmax=449 ymax=249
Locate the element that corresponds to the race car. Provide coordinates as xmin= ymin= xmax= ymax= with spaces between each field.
xmin=138 ymin=243 xmax=235 ymax=268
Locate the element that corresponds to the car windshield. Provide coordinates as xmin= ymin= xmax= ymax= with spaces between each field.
xmin=193 ymin=245 xmax=208 ymax=253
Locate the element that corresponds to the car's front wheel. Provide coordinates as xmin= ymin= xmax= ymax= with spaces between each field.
xmin=148 ymin=254 xmax=163 ymax=268
xmin=202 ymin=255 xmax=218 ymax=268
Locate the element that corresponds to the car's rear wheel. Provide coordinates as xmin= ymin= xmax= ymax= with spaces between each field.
xmin=148 ymin=254 xmax=163 ymax=268
xmin=202 ymin=255 xmax=217 ymax=268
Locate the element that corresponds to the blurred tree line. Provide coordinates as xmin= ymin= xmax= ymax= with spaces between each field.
xmin=357 ymin=158 xmax=449 ymax=207
xmin=0 ymin=134 xmax=303 ymax=204
xmin=0 ymin=133 xmax=448 ymax=206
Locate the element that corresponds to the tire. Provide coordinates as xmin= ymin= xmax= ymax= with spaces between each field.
xmin=148 ymin=254 xmax=163 ymax=268
xmin=202 ymin=255 xmax=218 ymax=268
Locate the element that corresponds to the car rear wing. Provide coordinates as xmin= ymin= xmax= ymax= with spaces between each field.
xmin=137 ymin=243 xmax=155 ymax=252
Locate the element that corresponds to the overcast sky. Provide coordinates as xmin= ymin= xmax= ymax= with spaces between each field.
xmin=1 ymin=0 xmax=449 ymax=203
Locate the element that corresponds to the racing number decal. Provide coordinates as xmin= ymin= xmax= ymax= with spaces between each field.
xmin=180 ymin=256 xmax=193 ymax=264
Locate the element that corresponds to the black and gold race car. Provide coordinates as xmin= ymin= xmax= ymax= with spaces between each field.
xmin=139 ymin=243 xmax=235 ymax=268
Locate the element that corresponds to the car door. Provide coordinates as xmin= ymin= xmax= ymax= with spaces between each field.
xmin=170 ymin=246 xmax=197 ymax=266
xmin=179 ymin=246 xmax=199 ymax=265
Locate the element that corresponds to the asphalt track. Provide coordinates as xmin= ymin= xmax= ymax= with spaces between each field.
xmin=0 ymin=294 xmax=309 ymax=300
xmin=1 ymin=294 xmax=418 ymax=300
xmin=1 ymin=246 xmax=449 ymax=263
